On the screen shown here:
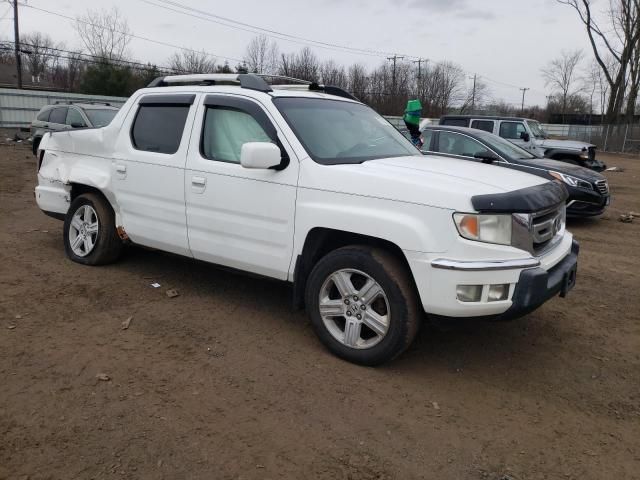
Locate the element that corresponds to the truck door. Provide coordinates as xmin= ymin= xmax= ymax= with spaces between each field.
xmin=112 ymin=93 xmax=197 ymax=256
xmin=498 ymin=121 xmax=531 ymax=150
xmin=184 ymin=94 xmax=298 ymax=280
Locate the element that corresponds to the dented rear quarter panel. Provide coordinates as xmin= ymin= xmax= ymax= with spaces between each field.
xmin=36 ymin=100 xmax=137 ymax=221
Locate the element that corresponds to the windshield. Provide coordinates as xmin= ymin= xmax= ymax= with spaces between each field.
xmin=84 ymin=108 xmax=118 ymax=127
xmin=273 ymin=97 xmax=418 ymax=164
xmin=473 ymin=130 xmax=537 ymax=160
xmin=527 ymin=120 xmax=547 ymax=139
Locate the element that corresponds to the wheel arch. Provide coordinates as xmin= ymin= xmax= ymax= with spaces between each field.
xmin=292 ymin=227 xmax=418 ymax=310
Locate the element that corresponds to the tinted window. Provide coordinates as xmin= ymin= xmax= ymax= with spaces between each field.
xmin=201 ymin=107 xmax=272 ymax=163
xmin=471 ymin=120 xmax=494 ymax=133
xmin=499 ymin=122 xmax=527 ymax=140
xmin=36 ymin=109 xmax=51 ymax=122
xmin=66 ymin=108 xmax=86 ymax=127
xmin=474 ymin=130 xmax=536 ymax=160
xmin=441 ymin=118 xmax=469 ymax=127
xmin=131 ymin=105 xmax=189 ymax=154
xmin=84 ymin=109 xmax=117 ymax=127
xmin=49 ymin=107 xmax=68 ymax=124
xmin=438 ymin=132 xmax=487 ymax=157
xmin=421 ymin=129 xmax=434 ymax=150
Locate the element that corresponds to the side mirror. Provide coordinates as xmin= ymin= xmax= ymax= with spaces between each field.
xmin=70 ymin=122 xmax=86 ymax=129
xmin=474 ymin=150 xmax=499 ymax=163
xmin=240 ymin=142 xmax=282 ymax=169
xmin=520 ymin=131 xmax=530 ymax=142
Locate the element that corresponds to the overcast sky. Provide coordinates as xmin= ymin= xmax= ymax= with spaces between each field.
xmin=8 ymin=0 xmax=594 ymax=106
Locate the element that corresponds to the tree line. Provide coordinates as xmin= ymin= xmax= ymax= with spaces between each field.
xmin=1 ymin=2 xmax=639 ymax=122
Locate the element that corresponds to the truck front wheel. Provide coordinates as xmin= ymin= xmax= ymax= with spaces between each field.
xmin=63 ymin=193 xmax=123 ymax=265
xmin=305 ymin=246 xmax=420 ymax=365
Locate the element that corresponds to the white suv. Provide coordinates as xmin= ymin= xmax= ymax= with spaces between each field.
xmin=34 ymin=74 xmax=579 ymax=365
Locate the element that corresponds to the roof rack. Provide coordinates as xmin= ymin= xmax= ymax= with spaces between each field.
xmin=146 ymin=73 xmax=358 ymax=101
xmin=54 ymin=101 xmax=113 ymax=106
xmin=147 ymin=73 xmax=273 ymax=92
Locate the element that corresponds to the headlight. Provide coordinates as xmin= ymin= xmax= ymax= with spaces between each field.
xmin=549 ymin=171 xmax=593 ymax=190
xmin=453 ymin=213 xmax=512 ymax=245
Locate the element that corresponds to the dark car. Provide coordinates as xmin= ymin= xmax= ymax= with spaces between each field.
xmin=437 ymin=115 xmax=606 ymax=171
xmin=421 ymin=125 xmax=610 ymax=217
xmin=31 ymin=102 xmax=119 ymax=155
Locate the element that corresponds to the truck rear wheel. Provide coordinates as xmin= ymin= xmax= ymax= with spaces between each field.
xmin=305 ymin=246 xmax=420 ymax=366
xmin=63 ymin=193 xmax=123 ymax=265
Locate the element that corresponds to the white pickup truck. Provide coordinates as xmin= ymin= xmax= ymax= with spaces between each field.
xmin=35 ymin=74 xmax=579 ymax=365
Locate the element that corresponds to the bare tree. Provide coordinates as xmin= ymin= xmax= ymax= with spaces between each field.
xmin=541 ymin=49 xmax=584 ymax=121
xmin=20 ymin=33 xmax=62 ymax=83
xmin=75 ymin=7 xmax=131 ymax=61
xmin=320 ymin=60 xmax=348 ymax=87
xmin=244 ymin=35 xmax=278 ymax=74
xmin=277 ymin=47 xmax=320 ymax=81
xmin=168 ymin=50 xmax=216 ymax=74
xmin=347 ymin=63 xmax=369 ymax=101
xmin=558 ymin=0 xmax=640 ymax=122
xmin=459 ymin=77 xmax=491 ymax=114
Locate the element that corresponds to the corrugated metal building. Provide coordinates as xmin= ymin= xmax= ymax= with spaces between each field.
xmin=0 ymin=88 xmax=128 ymax=128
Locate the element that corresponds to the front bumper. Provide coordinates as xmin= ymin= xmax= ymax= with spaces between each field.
xmin=488 ymin=239 xmax=578 ymax=321
xmin=406 ymin=234 xmax=578 ymax=320
xmin=566 ymin=186 xmax=610 ymax=217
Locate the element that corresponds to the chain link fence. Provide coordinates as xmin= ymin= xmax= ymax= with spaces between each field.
xmin=542 ymin=123 xmax=640 ymax=154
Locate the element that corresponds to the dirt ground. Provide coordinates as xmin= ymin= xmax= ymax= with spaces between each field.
xmin=0 ymin=143 xmax=638 ymax=480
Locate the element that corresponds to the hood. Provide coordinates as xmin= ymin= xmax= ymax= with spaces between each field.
xmin=516 ymin=157 xmax=605 ymax=182
xmin=538 ymin=138 xmax=595 ymax=151
xmin=299 ymin=154 xmax=548 ymax=212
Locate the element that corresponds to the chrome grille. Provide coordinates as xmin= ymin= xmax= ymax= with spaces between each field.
xmin=595 ymin=179 xmax=609 ymax=195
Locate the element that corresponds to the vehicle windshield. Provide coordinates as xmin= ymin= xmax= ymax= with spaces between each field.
xmin=527 ymin=120 xmax=548 ymax=139
xmin=272 ymin=97 xmax=418 ymax=164
xmin=84 ymin=108 xmax=118 ymax=128
xmin=473 ymin=130 xmax=537 ymax=160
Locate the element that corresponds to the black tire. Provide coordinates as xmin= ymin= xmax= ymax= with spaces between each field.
xmin=32 ymin=137 xmax=41 ymax=156
xmin=63 ymin=193 xmax=123 ymax=265
xmin=305 ymin=245 xmax=421 ymax=366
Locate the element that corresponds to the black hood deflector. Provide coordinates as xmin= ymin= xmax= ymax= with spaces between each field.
xmin=471 ymin=181 xmax=568 ymax=213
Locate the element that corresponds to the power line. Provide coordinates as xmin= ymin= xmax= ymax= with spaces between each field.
xmin=18 ymin=2 xmax=244 ymax=64
xmin=20 ymin=1 xmax=545 ymax=102
xmin=142 ymin=0 xmax=397 ymax=59
xmin=5 ymin=40 xmax=182 ymax=74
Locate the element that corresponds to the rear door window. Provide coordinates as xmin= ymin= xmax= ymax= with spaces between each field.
xmin=441 ymin=118 xmax=469 ymax=127
xmin=36 ymin=109 xmax=51 ymax=122
xmin=49 ymin=107 xmax=68 ymax=125
xmin=470 ymin=120 xmax=494 ymax=133
xmin=499 ymin=122 xmax=527 ymax=140
xmin=131 ymin=99 xmax=192 ymax=154
xmin=437 ymin=132 xmax=487 ymax=157
xmin=421 ymin=129 xmax=434 ymax=150
xmin=66 ymin=108 xmax=87 ymax=127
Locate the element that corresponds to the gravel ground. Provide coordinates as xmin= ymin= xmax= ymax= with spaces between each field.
xmin=1 ymin=143 xmax=638 ymax=480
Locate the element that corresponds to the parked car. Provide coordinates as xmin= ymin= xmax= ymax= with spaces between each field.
xmin=420 ymin=125 xmax=610 ymax=217
xmin=34 ymin=73 xmax=579 ymax=365
xmin=31 ymin=102 xmax=119 ymax=155
xmin=435 ymin=115 xmax=606 ymax=171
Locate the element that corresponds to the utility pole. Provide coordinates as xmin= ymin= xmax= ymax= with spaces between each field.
xmin=13 ymin=0 xmax=23 ymax=89
xmin=412 ymin=58 xmax=426 ymax=85
xmin=469 ymin=74 xmax=477 ymax=113
xmin=387 ymin=55 xmax=404 ymax=94
xmin=520 ymin=87 xmax=529 ymax=113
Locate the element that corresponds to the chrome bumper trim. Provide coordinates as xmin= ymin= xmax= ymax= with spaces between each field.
xmin=431 ymin=257 xmax=541 ymax=271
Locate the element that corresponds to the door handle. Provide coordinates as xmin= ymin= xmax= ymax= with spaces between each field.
xmin=191 ymin=176 xmax=206 ymax=187
xmin=116 ymin=164 xmax=127 ymax=174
